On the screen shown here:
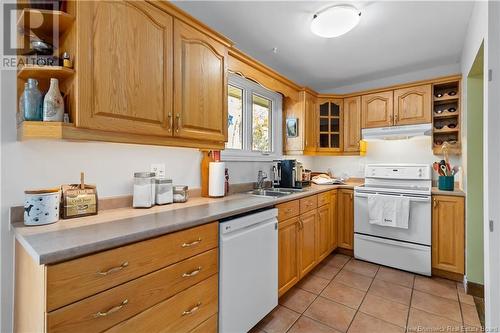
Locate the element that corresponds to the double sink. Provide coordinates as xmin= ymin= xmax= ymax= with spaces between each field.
xmin=247 ymin=187 xmax=305 ymax=198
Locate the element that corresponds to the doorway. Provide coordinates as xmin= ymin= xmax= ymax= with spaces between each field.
xmin=465 ymin=43 xmax=484 ymax=293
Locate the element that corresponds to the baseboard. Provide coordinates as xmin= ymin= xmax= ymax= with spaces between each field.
xmin=466 ymin=281 xmax=484 ymax=298
xmin=432 ymin=268 xmax=464 ymax=282
xmin=335 ymin=247 xmax=354 ymax=257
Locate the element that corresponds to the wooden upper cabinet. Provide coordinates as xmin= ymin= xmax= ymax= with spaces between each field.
xmin=343 ymin=96 xmax=361 ymax=152
xmin=394 ymin=84 xmax=432 ymax=125
xmin=338 ymin=189 xmax=354 ymax=250
xmin=361 ymin=91 xmax=394 ymax=128
xmin=173 ymin=19 xmax=227 ymax=142
xmin=432 ymin=195 xmax=465 ymax=274
xmin=317 ymin=98 xmax=343 ymax=152
xmin=304 ymin=92 xmax=317 ymax=153
xmin=77 ymin=1 xmax=173 ymax=136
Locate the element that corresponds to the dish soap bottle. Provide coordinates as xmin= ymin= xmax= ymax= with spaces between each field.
xmin=43 ymin=78 xmax=64 ymax=122
xmin=19 ymin=78 xmax=43 ymax=122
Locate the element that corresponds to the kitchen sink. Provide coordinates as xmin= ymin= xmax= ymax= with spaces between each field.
xmin=271 ymin=187 xmax=306 ymax=193
xmin=247 ymin=189 xmax=292 ymax=197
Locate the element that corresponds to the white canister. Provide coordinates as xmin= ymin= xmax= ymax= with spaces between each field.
xmin=24 ymin=188 xmax=61 ymax=226
xmin=155 ymin=178 xmax=173 ymax=205
xmin=133 ymin=172 xmax=156 ymax=208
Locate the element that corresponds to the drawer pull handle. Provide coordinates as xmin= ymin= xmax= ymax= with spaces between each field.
xmin=93 ymin=299 xmax=128 ymax=318
xmin=97 ymin=261 xmax=129 ymax=276
xmin=182 ymin=238 xmax=202 ymax=248
xmin=182 ymin=302 xmax=201 ymax=316
xmin=182 ymin=266 xmax=202 ymax=277
xmin=285 ymin=208 xmax=292 ymax=213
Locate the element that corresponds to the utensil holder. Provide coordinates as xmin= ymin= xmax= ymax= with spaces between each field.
xmin=438 ymin=176 xmax=454 ymax=191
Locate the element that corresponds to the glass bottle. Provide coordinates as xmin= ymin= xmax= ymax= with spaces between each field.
xmin=43 ymin=78 xmax=64 ymax=122
xmin=19 ymin=78 xmax=43 ymax=121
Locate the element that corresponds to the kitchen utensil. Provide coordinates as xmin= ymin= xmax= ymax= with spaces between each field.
xmin=24 ymin=188 xmax=60 ymax=226
xmin=440 ymin=164 xmax=448 ymax=176
xmin=433 ymin=162 xmax=441 ymax=175
xmin=452 ymin=166 xmax=460 ymax=176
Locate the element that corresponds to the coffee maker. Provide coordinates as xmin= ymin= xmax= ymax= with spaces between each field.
xmin=275 ymin=159 xmax=310 ymax=189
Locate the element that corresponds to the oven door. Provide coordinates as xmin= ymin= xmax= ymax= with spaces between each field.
xmin=354 ymin=190 xmax=431 ymax=245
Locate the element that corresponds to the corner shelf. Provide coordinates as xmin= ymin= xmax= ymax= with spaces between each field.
xmin=17 ymin=9 xmax=74 ymax=38
xmin=17 ymin=65 xmax=74 ymax=80
xmin=433 ymin=127 xmax=459 ymax=134
xmin=433 ymin=95 xmax=459 ymax=102
xmin=17 ymin=121 xmax=75 ymax=140
xmin=433 ymin=111 xmax=459 ymax=119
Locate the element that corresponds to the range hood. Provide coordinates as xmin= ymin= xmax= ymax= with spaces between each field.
xmin=362 ymin=123 xmax=432 ymax=140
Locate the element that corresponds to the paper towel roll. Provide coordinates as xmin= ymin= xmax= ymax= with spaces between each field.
xmin=209 ymin=162 xmax=225 ymax=197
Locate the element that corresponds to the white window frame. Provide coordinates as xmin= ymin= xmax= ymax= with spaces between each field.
xmin=222 ymin=73 xmax=283 ymax=161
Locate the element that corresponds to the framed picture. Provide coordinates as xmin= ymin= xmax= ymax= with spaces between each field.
xmin=286 ymin=118 xmax=298 ymax=138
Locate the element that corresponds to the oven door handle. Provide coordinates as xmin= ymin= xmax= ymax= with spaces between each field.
xmin=354 ymin=192 xmax=431 ymax=203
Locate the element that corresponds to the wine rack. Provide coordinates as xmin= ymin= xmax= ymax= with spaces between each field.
xmin=432 ymin=79 xmax=461 ymax=155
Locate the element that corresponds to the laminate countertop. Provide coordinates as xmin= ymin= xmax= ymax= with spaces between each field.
xmin=12 ymin=182 xmax=361 ymax=265
xmin=431 ymin=187 xmax=465 ymax=197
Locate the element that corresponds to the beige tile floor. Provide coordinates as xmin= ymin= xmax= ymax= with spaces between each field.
xmin=252 ymin=254 xmax=483 ymax=333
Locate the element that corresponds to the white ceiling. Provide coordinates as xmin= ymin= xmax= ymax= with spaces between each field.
xmin=173 ymin=1 xmax=474 ymax=92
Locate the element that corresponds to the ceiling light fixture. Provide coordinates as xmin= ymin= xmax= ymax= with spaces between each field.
xmin=311 ymin=5 xmax=361 ymax=38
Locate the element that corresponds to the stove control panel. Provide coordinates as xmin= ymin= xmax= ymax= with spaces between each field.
xmin=365 ymin=164 xmax=431 ymax=180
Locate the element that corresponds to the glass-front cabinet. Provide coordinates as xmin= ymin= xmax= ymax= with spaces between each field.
xmin=317 ymin=98 xmax=343 ymax=152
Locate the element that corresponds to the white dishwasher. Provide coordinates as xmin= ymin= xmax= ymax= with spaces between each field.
xmin=219 ymin=208 xmax=278 ymax=333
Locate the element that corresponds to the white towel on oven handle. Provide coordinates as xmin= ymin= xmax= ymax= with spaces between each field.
xmin=368 ymin=194 xmax=410 ymax=229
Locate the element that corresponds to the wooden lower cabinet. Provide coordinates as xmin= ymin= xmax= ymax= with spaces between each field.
xmin=299 ymin=209 xmax=318 ymax=278
xmin=338 ymin=189 xmax=354 ymax=250
xmin=432 ymin=195 xmax=465 ymax=275
xmin=278 ymin=217 xmax=300 ymax=296
xmin=329 ymin=190 xmax=338 ymax=250
xmin=14 ymin=222 xmax=219 ymax=333
xmin=316 ymin=203 xmax=332 ymax=262
xmin=277 ymin=191 xmax=341 ymax=296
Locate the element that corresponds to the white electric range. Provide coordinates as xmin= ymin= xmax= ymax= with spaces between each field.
xmin=354 ymin=164 xmax=432 ymax=275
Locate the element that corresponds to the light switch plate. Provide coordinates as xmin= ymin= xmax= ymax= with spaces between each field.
xmin=151 ymin=163 xmax=166 ymax=178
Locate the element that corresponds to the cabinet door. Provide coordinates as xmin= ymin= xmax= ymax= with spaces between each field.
xmin=394 ymin=84 xmax=432 ymax=125
xmin=299 ymin=210 xmax=317 ymax=278
xmin=329 ymin=190 xmax=338 ymax=251
xmin=432 ymin=196 xmax=465 ymax=274
xmin=173 ymin=19 xmax=227 ymax=142
xmin=361 ymin=91 xmax=394 ymax=128
xmin=304 ymin=92 xmax=317 ymax=153
xmin=278 ymin=217 xmax=300 ymax=297
xmin=78 ymin=1 xmax=173 ymax=136
xmin=317 ymin=99 xmax=343 ymax=152
xmin=343 ymin=96 xmax=361 ymax=152
xmin=316 ymin=204 xmax=332 ymax=262
xmin=338 ymin=189 xmax=354 ymax=250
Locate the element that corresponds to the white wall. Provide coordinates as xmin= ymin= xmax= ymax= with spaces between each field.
xmin=311 ymin=137 xmax=462 ymax=181
xmin=320 ymin=63 xmax=461 ymax=94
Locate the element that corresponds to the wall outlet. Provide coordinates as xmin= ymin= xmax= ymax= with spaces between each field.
xmin=151 ymin=164 xmax=166 ymax=178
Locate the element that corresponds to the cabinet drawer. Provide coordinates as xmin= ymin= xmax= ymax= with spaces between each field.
xmin=317 ymin=192 xmax=331 ymax=207
xmin=276 ymin=200 xmax=300 ymax=221
xmin=300 ymin=195 xmax=318 ymax=213
xmin=190 ymin=314 xmax=218 ymax=333
xmin=106 ymin=274 xmax=218 ymax=333
xmin=47 ymin=249 xmax=218 ymax=333
xmin=47 ymin=222 xmax=218 ymax=311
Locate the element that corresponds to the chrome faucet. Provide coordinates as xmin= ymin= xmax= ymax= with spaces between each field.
xmin=256 ymin=170 xmax=268 ymax=189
